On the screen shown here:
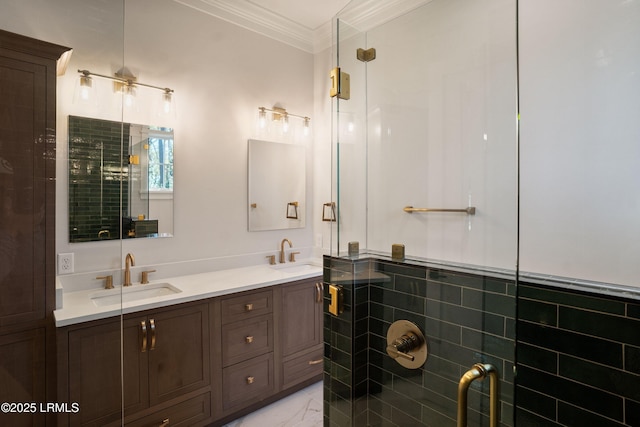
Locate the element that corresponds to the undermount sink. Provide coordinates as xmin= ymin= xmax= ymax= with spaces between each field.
xmin=90 ymin=282 xmax=182 ymax=307
xmin=270 ymin=261 xmax=322 ymax=274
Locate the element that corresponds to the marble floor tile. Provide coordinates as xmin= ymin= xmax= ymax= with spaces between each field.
xmin=222 ymin=381 xmax=323 ymax=427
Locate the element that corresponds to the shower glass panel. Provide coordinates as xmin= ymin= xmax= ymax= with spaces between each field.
xmin=327 ymin=1 xmax=518 ymax=426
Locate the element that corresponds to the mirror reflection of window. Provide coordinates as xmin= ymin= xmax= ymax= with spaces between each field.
xmin=147 ymin=128 xmax=174 ymax=192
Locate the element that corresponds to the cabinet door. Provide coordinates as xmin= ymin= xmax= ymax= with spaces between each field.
xmin=281 ymin=279 xmax=323 ymax=356
xmin=0 ymin=328 xmax=46 ymax=427
xmin=147 ymin=303 xmax=209 ymax=406
xmin=67 ymin=317 xmax=148 ymax=426
xmin=0 ymin=51 xmax=49 ymax=327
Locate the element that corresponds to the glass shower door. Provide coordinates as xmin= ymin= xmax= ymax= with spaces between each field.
xmin=328 ymin=0 xmax=518 ymax=426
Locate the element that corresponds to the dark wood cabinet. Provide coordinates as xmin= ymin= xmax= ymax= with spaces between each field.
xmin=210 ymin=277 xmax=323 ymax=425
xmin=59 ymin=302 xmax=210 ymax=426
xmin=0 ymin=29 xmax=69 ymax=426
xmin=217 ymin=289 xmax=275 ymax=414
xmin=64 ymin=316 xmax=147 ymax=426
xmin=280 ymin=278 xmax=324 ymax=388
xmin=58 ymin=276 xmax=322 ymax=426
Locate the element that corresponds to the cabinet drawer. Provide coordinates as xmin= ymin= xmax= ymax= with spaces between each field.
xmin=222 ymin=353 xmax=274 ymax=410
xmin=222 ymin=315 xmax=273 ymax=367
xmin=123 ymin=392 xmax=211 ymax=427
xmin=282 ymin=346 xmax=323 ymax=388
xmin=221 ymin=290 xmax=272 ymax=324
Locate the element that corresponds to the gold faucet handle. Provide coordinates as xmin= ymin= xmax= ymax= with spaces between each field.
xmin=141 ymin=270 xmax=157 ymax=284
xmin=266 ymin=255 xmax=276 ymax=265
xmin=289 ymin=251 xmax=301 ymax=262
xmin=96 ymin=275 xmax=114 ymax=289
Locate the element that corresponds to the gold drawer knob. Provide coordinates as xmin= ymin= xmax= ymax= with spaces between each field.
xmin=245 ymin=303 xmax=253 ymax=311
xmin=246 ymin=376 xmax=255 ymax=384
xmin=245 ymin=336 xmax=254 ymax=344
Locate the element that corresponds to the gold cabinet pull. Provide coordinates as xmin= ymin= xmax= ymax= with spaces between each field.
xmin=245 ymin=303 xmax=253 ymax=311
xmin=246 ymin=376 xmax=255 ymax=385
xmin=149 ymin=318 xmax=156 ymax=351
xmin=141 ymin=320 xmax=147 ymax=352
xmin=159 ymin=418 xmax=170 ymax=427
xmin=315 ymin=283 xmax=323 ymax=303
xmin=245 ymin=336 xmax=254 ymax=344
xmin=308 ymin=359 xmax=323 ymax=365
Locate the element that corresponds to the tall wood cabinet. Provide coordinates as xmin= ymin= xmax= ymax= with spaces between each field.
xmin=0 ymin=30 xmax=68 ymax=426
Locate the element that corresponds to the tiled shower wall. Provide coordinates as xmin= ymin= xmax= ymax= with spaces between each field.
xmin=323 ymin=256 xmax=640 ymax=427
xmin=516 ymin=282 xmax=640 ymax=427
xmin=323 ymin=256 xmax=516 ymax=427
xmin=68 ymin=116 xmax=129 ymax=242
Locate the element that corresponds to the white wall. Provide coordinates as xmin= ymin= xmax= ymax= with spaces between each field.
xmin=519 ymin=0 xmax=640 ymax=286
xmin=333 ymin=0 xmax=519 ymax=270
xmin=0 ymin=0 xmax=316 ymax=275
xmin=4 ymin=0 xmax=638 ymax=288
xmin=332 ymin=0 xmax=640 ymax=288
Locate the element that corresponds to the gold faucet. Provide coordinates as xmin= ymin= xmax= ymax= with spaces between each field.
xmin=124 ymin=253 xmax=135 ymax=286
xmin=279 ymin=238 xmax=292 ymax=263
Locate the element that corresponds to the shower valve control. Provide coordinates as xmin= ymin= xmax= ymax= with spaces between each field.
xmin=386 ymin=320 xmax=428 ymax=369
xmin=387 ymin=332 xmax=420 ymax=361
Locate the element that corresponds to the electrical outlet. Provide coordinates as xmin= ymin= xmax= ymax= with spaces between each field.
xmin=58 ymin=253 xmax=74 ymax=274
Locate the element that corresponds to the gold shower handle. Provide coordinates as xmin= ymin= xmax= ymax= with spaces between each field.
xmin=457 ymin=363 xmax=499 ymax=427
xmin=386 ymin=332 xmax=420 ymax=361
xmin=385 ymin=320 xmax=428 ymax=369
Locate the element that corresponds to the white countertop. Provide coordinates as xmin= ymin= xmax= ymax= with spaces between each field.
xmin=54 ymin=259 xmax=323 ymax=327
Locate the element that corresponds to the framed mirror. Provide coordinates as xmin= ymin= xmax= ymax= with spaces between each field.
xmin=68 ymin=116 xmax=174 ymax=242
xmin=248 ymin=139 xmax=305 ymax=231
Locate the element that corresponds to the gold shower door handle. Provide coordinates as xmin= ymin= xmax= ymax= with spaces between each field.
xmin=457 ymin=363 xmax=499 ymax=427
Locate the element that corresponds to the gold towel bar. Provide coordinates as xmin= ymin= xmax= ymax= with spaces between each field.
xmin=404 ymin=206 xmax=476 ymax=215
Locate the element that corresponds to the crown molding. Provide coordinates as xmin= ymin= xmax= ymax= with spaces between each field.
xmin=174 ymin=0 xmax=432 ymax=55
xmin=175 ymin=0 xmax=315 ymax=52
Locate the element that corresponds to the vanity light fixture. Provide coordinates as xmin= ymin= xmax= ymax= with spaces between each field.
xmin=257 ymin=106 xmax=310 ymax=134
xmin=76 ymin=68 xmax=174 ymax=111
xmin=78 ymin=70 xmax=93 ymax=100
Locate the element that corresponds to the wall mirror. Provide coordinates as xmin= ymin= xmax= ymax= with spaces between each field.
xmin=68 ymin=116 xmax=174 ymax=242
xmin=248 ymin=139 xmax=305 ymax=231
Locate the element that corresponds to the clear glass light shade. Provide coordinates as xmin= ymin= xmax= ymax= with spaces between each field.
xmin=79 ymin=75 xmax=93 ymax=100
xmin=73 ymin=74 xmax=97 ymax=106
xmin=123 ymin=84 xmax=136 ymax=108
xmin=162 ymin=91 xmax=174 ymax=114
xmin=303 ymin=117 xmax=310 ymax=136
xmin=258 ymin=108 xmax=267 ymax=129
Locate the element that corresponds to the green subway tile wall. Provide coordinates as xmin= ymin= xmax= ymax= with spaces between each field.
xmin=516 ymin=282 xmax=640 ymax=427
xmin=68 ymin=116 xmax=129 ymax=242
xmin=323 ymin=256 xmax=640 ymax=426
xmin=323 ymin=256 xmax=516 ymax=427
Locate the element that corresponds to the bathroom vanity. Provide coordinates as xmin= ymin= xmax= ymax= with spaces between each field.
xmin=54 ymin=265 xmax=323 ymax=426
